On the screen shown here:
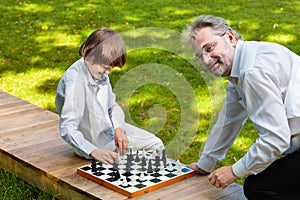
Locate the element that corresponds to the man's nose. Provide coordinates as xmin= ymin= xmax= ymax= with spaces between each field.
xmin=202 ymin=53 xmax=213 ymax=64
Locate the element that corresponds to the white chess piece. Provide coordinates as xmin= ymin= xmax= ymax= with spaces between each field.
xmin=122 ymin=176 xmax=128 ymax=187
xmin=176 ymin=159 xmax=182 ymax=174
xmin=131 ymin=174 xmax=137 ymax=185
xmin=167 ymin=162 xmax=173 ymax=171
xmin=139 ymin=173 xmax=146 ymax=181
xmin=159 ymin=161 xmax=165 ymax=173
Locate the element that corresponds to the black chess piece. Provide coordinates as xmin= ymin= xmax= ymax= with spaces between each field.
xmin=162 ymin=149 xmax=167 ymax=168
xmin=111 ymin=169 xmax=121 ymax=181
xmin=125 ymin=160 xmax=131 ymax=172
xmin=112 ymin=161 xmax=119 ymax=170
xmin=91 ymin=160 xmax=97 ymax=172
xmin=141 ymin=156 xmax=147 ymax=167
xmin=135 ymin=151 xmax=140 ymax=162
xmin=147 ymin=159 xmax=153 ymax=173
xmin=154 ymin=155 xmax=160 ymax=167
xmin=127 ymin=150 xmax=134 ymax=163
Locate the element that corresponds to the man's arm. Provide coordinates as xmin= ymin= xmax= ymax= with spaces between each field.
xmin=194 ymin=82 xmax=248 ymax=173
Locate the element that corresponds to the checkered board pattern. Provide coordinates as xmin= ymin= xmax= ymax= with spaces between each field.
xmin=77 ymin=150 xmax=195 ymax=198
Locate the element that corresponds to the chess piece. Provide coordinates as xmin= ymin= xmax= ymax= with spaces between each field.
xmin=159 ymin=161 xmax=165 ymax=173
xmin=135 ymin=150 xmax=140 ymax=162
xmin=91 ymin=160 xmax=97 ymax=172
xmin=131 ymin=175 xmax=137 ymax=185
xmin=125 ymin=160 xmax=131 ymax=172
xmin=139 ymin=173 xmax=146 ymax=181
xmin=167 ymin=162 xmax=173 ymax=171
xmin=162 ymin=149 xmax=167 ymax=168
xmin=176 ymin=160 xmax=182 ymax=174
xmin=112 ymin=161 xmax=119 ymax=171
xmin=141 ymin=155 xmax=147 ymax=167
xmin=127 ymin=146 xmax=134 ymax=162
xmin=147 ymin=159 xmax=153 ymax=173
xmin=154 ymin=155 xmax=160 ymax=167
xmin=121 ymin=176 xmax=128 ymax=187
xmin=113 ymin=170 xmax=121 ymax=181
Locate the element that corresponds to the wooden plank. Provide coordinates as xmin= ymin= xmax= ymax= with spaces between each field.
xmin=0 ymin=126 xmax=60 ymax=151
xmin=0 ymin=92 xmax=23 ymax=106
xmin=0 ymin=118 xmax=58 ymax=136
xmin=0 ymin=110 xmax=56 ymax=133
xmin=0 ymin=100 xmax=29 ymax=113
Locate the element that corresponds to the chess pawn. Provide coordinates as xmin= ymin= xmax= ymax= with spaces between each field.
xmin=159 ymin=161 xmax=165 ymax=173
xmin=139 ymin=173 xmax=146 ymax=181
xmin=176 ymin=160 xmax=182 ymax=174
xmin=131 ymin=175 xmax=137 ymax=185
xmin=134 ymin=150 xmax=140 ymax=162
xmin=121 ymin=176 xmax=128 ymax=187
xmin=167 ymin=162 xmax=173 ymax=171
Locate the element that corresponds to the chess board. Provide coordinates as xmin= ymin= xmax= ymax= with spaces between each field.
xmin=77 ymin=149 xmax=195 ymax=198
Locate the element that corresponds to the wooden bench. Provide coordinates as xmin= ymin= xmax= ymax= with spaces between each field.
xmin=0 ymin=90 xmax=246 ymax=199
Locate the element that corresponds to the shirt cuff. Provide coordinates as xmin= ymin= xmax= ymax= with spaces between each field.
xmin=232 ymin=160 xmax=251 ymax=178
xmin=197 ymin=155 xmax=218 ymax=173
xmin=74 ymin=143 xmax=97 ymax=159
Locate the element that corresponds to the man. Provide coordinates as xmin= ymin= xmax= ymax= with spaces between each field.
xmin=182 ymin=15 xmax=300 ymax=199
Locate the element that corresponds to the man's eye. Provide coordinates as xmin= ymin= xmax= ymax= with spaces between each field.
xmin=205 ymin=44 xmax=213 ymax=52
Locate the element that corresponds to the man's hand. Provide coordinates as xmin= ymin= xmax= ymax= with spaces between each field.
xmin=187 ymin=162 xmax=210 ymax=175
xmin=114 ymin=128 xmax=129 ymax=155
xmin=208 ymin=166 xmax=238 ymax=188
xmin=90 ymin=149 xmax=119 ymax=165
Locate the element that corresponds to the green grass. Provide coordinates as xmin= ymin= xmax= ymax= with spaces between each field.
xmin=1 ymin=0 xmax=300 ymax=198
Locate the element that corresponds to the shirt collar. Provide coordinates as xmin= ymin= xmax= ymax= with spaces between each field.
xmin=228 ymin=40 xmax=244 ymax=83
xmin=230 ymin=40 xmax=244 ymax=78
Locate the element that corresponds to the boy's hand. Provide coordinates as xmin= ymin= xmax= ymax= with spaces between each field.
xmin=114 ymin=128 xmax=129 ymax=155
xmin=90 ymin=149 xmax=119 ymax=165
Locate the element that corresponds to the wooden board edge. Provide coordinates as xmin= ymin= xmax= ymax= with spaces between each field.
xmin=77 ymin=166 xmax=195 ymax=198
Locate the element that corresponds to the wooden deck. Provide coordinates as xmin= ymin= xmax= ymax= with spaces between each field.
xmin=0 ymin=90 xmax=246 ymax=200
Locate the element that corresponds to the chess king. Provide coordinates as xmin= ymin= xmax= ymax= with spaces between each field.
xmin=55 ymin=28 xmax=164 ymax=165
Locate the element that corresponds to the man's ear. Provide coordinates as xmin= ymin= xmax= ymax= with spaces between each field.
xmin=225 ymin=30 xmax=238 ymax=47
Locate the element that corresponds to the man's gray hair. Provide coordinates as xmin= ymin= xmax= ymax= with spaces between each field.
xmin=182 ymin=15 xmax=242 ymax=44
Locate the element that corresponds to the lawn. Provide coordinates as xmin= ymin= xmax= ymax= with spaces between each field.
xmin=0 ymin=0 xmax=300 ymax=199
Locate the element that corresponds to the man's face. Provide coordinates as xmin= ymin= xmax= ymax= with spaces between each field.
xmin=192 ymin=27 xmax=237 ymax=77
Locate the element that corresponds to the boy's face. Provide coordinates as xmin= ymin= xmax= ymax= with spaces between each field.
xmin=85 ymin=60 xmax=113 ymax=79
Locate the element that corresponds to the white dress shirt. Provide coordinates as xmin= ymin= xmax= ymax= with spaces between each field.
xmin=197 ymin=40 xmax=300 ymax=178
xmin=55 ymin=58 xmax=126 ymax=158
